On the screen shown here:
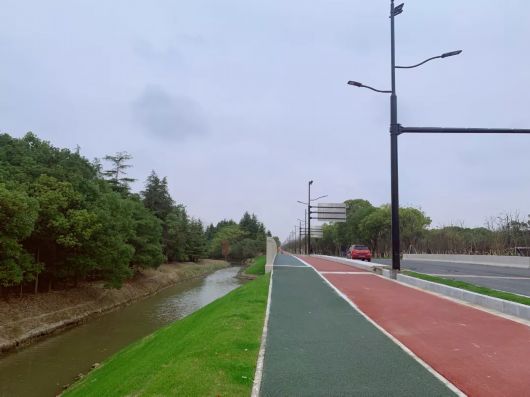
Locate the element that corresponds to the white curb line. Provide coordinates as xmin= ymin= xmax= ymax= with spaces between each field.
xmin=251 ymin=268 xmax=273 ymax=397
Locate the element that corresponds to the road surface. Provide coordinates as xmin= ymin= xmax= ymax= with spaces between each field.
xmin=373 ymin=258 xmax=530 ymax=296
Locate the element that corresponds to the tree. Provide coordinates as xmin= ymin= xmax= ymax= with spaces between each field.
xmin=0 ymin=184 xmax=39 ymax=295
xmin=165 ymin=205 xmax=189 ymax=261
xmin=103 ymin=151 xmax=136 ymax=193
xmin=186 ymin=219 xmax=207 ymax=261
xmin=141 ymin=171 xmax=174 ymax=220
xmin=128 ymin=198 xmax=165 ymax=269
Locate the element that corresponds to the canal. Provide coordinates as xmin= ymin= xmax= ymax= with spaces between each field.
xmin=0 ymin=266 xmax=243 ymax=397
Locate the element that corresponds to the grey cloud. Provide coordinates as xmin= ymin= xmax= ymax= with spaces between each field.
xmin=132 ymin=86 xmax=208 ymax=140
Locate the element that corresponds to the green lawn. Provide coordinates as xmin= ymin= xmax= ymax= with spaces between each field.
xmin=403 ymin=270 xmax=530 ymax=306
xmin=245 ymin=255 xmax=266 ymax=275
xmin=64 ymin=274 xmax=270 ymax=397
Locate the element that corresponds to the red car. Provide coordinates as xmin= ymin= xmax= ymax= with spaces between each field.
xmin=347 ymin=245 xmax=372 ymax=261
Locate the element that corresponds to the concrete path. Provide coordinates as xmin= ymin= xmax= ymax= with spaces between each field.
xmin=302 ymin=255 xmax=530 ymax=396
xmin=259 ymin=254 xmax=455 ymax=396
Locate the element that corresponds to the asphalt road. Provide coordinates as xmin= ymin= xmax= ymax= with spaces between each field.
xmin=373 ymin=258 xmax=530 ymax=297
xmin=260 ymin=254 xmax=454 ymax=396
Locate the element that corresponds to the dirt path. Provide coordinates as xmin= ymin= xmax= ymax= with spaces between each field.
xmin=0 ymin=260 xmax=228 ymax=352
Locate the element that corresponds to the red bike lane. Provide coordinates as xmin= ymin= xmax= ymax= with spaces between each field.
xmin=299 ymin=255 xmax=530 ymax=397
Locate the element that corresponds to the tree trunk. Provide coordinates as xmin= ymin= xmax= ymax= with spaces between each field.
xmin=35 ymin=247 xmax=40 ymax=294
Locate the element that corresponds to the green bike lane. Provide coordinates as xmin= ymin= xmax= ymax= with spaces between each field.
xmin=259 ymin=254 xmax=455 ymax=396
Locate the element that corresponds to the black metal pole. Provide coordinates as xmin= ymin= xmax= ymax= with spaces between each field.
xmin=390 ymin=0 xmax=401 ymax=271
xmin=304 ymin=209 xmax=307 ymax=254
xmin=298 ymin=219 xmax=302 ymax=254
xmin=400 ymin=126 xmax=530 ymax=134
xmin=308 ymin=181 xmax=312 ymax=255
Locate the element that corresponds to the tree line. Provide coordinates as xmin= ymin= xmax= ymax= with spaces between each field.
xmin=0 ymin=133 xmax=272 ymax=297
xmin=283 ymin=199 xmax=530 ymax=257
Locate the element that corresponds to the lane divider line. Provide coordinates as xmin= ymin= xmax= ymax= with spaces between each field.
xmin=319 ymin=271 xmax=373 ymax=275
xmin=251 ymin=268 xmax=273 ymax=397
xmin=274 ymin=265 xmax=310 ymax=268
xmin=294 ymin=256 xmax=466 ymax=397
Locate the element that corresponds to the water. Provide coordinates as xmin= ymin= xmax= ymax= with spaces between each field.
xmin=0 ymin=266 xmax=243 ymax=397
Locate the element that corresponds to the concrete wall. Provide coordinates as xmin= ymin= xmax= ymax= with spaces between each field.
xmin=404 ymin=254 xmax=530 ymax=269
xmin=265 ymin=237 xmax=277 ymax=273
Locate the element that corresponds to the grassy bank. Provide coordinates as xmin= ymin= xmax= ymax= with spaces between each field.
xmin=403 ymin=270 xmax=530 ymax=306
xmin=245 ymin=255 xmax=266 ymax=275
xmin=0 ymin=260 xmax=228 ymax=352
xmin=64 ymin=274 xmax=270 ymax=397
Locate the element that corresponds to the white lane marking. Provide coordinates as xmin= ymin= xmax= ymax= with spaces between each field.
xmin=295 ymin=256 xmax=466 ymax=397
xmin=274 ymin=265 xmax=310 ymax=268
xmin=425 ymin=274 xmax=530 ymax=280
xmin=251 ymin=269 xmax=273 ymax=397
xmin=320 ymin=271 xmax=373 ymax=275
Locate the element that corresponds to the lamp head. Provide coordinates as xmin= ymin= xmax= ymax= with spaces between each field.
xmin=347 ymin=80 xmax=363 ymax=87
xmin=441 ymin=50 xmax=462 ymax=58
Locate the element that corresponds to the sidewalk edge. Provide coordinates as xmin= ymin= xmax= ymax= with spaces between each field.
xmin=251 ymin=269 xmax=273 ymax=397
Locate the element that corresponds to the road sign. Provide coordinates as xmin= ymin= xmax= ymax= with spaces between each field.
xmin=315 ymin=203 xmax=346 ymax=221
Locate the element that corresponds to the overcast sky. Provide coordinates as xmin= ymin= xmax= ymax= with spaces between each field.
xmin=2 ymin=0 xmax=530 ymax=240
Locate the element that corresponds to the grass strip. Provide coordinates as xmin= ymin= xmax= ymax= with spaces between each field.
xmin=403 ymin=270 xmax=530 ymax=306
xmin=64 ymin=274 xmax=270 ymax=397
xmin=245 ymin=255 xmax=266 ymax=275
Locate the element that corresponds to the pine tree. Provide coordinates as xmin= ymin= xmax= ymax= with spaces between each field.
xmin=103 ymin=151 xmax=136 ymax=193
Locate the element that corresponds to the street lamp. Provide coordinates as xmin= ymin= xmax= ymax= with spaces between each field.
xmin=297 ymin=182 xmax=328 ymax=255
xmin=347 ymin=1 xmax=462 ymax=272
xmin=297 ymin=218 xmax=305 ymax=254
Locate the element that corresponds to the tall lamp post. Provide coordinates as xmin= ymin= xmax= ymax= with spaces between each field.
xmin=347 ymin=1 xmax=462 ymax=271
xmin=347 ymin=1 xmax=530 ymax=272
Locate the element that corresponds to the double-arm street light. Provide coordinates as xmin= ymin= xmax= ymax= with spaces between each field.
xmin=347 ymin=1 xmax=530 ymax=272
xmin=297 ymin=180 xmax=327 ymax=255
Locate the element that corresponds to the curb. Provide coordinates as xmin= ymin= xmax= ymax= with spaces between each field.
xmin=316 ymin=255 xmax=530 ymax=323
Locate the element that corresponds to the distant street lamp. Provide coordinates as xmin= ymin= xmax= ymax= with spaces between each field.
xmin=297 ymin=182 xmax=327 ymax=255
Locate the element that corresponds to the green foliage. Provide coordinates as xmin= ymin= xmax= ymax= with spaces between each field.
xmin=0 ymin=132 xmax=273 ymax=293
xmin=186 ymin=219 xmax=207 ymax=261
xmin=0 ymin=184 xmax=39 ymax=287
xmin=207 ymin=213 xmax=267 ymax=261
xmin=0 ymin=133 xmax=178 ymax=292
xmin=300 ymin=199 xmax=431 ymax=257
xmin=64 ymin=275 xmax=270 ymax=397
xmin=245 ymin=255 xmax=266 ymax=275
xmin=102 ymin=151 xmax=136 ymax=193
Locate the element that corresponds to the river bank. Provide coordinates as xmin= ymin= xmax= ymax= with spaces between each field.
xmin=64 ymin=274 xmax=270 ymax=397
xmin=0 ymin=260 xmax=229 ymax=353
